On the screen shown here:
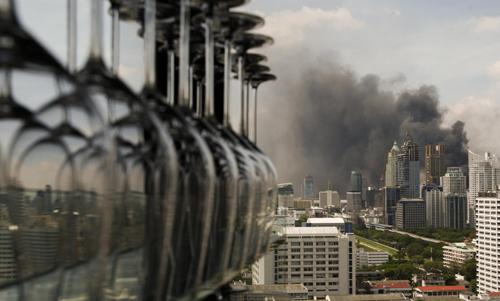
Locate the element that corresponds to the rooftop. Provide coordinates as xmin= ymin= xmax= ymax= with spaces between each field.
xmin=247 ymin=284 xmax=307 ymax=292
xmin=488 ymin=293 xmax=500 ymax=296
xmin=329 ymin=293 xmax=406 ymax=301
xmin=412 ymin=297 xmax=462 ymax=301
xmin=284 ymin=226 xmax=340 ymax=235
xmin=417 ymin=286 xmax=467 ymax=292
xmin=307 ymin=217 xmax=345 ymax=224
xmin=372 ymin=283 xmax=411 ymax=289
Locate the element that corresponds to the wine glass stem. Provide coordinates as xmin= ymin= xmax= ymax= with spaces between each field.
xmin=90 ymin=0 xmax=104 ymax=60
xmin=204 ymin=14 xmax=214 ymax=117
xmin=196 ymin=81 xmax=203 ymax=115
xmin=179 ymin=0 xmax=191 ymax=107
xmin=167 ymin=48 xmax=175 ymax=105
xmin=0 ymin=0 xmax=17 ymax=24
xmin=238 ymin=56 xmax=245 ymax=136
xmin=253 ymin=86 xmax=258 ymax=144
xmin=245 ymin=80 xmax=250 ymax=138
xmin=67 ymin=0 xmax=77 ymax=74
xmin=144 ymin=0 xmax=156 ymax=88
xmin=0 ymin=68 xmax=11 ymax=99
xmin=111 ymin=6 xmax=120 ymax=75
xmin=223 ymin=39 xmax=231 ymax=127
xmin=189 ymin=65 xmax=194 ymax=109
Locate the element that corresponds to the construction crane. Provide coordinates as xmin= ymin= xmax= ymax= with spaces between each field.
xmin=406 ymin=115 xmax=412 ymax=139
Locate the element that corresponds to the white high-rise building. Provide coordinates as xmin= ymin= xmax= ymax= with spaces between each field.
xmin=422 ymin=184 xmax=444 ymax=227
xmin=476 ymin=190 xmax=500 ymax=293
xmin=441 ymin=167 xmax=466 ymax=195
xmin=469 ymin=151 xmax=500 ymax=227
xmin=252 ymin=226 xmax=355 ymax=298
xmin=319 ymin=190 xmax=340 ymax=208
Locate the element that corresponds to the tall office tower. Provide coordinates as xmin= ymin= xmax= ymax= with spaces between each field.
xmin=346 ymin=191 xmax=362 ymax=212
xmin=396 ymin=139 xmax=420 ymax=198
xmin=422 ymin=184 xmax=445 ymax=227
xmin=252 ymin=226 xmax=356 ymax=297
xmin=350 ymin=171 xmax=362 ymax=192
xmin=444 ymin=193 xmax=467 ymax=229
xmin=425 ymin=145 xmax=446 ymax=185
xmin=396 ymin=198 xmax=426 ymax=229
xmin=278 ymin=183 xmax=295 ymax=208
xmin=319 ymin=190 xmax=340 ymax=208
xmin=468 ymin=151 xmax=500 ymax=227
xmin=385 ymin=141 xmax=401 ymax=187
xmin=384 ymin=187 xmax=401 ymax=226
xmin=304 ymin=174 xmax=314 ymax=200
xmin=476 ymin=190 xmax=500 ymax=293
xmin=365 ymin=188 xmax=382 ymax=208
xmin=441 ymin=167 xmax=467 ymax=195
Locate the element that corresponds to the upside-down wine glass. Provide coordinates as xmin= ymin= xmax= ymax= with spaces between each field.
xmin=0 ymin=1 xmax=114 ymax=301
xmin=76 ymin=0 xmax=178 ymax=300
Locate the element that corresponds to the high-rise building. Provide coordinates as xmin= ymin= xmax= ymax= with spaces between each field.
xmin=443 ymin=193 xmax=467 ymax=229
xmin=278 ymin=183 xmax=294 ymax=196
xmin=346 ymin=191 xmax=362 ymax=212
xmin=350 ymin=171 xmax=362 ymax=192
xmin=476 ymin=190 xmax=500 ymax=293
xmin=252 ymin=226 xmax=356 ymax=297
xmin=385 ymin=141 xmax=401 ymax=187
xmin=441 ymin=167 xmax=467 ymax=195
xmin=425 ymin=145 xmax=445 ymax=185
xmin=304 ymin=174 xmax=314 ymax=200
xmin=422 ymin=184 xmax=445 ymax=227
xmin=396 ymin=198 xmax=426 ymax=229
xmin=319 ymin=190 xmax=339 ymax=208
xmin=396 ymin=139 xmax=420 ymax=198
xmin=468 ymin=151 xmax=500 ymax=227
xmin=384 ymin=187 xmax=401 ymax=226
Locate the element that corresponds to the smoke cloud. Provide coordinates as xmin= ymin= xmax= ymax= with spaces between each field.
xmin=256 ymin=51 xmax=469 ymax=197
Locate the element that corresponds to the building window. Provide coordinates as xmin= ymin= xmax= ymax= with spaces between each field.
xmin=317 ymin=242 xmax=325 ymax=246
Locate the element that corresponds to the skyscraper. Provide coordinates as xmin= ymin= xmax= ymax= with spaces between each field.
xmin=444 ymin=194 xmax=467 ymax=229
xmin=441 ymin=167 xmax=467 ymax=195
xmin=278 ymin=183 xmax=295 ymax=208
xmin=468 ymin=150 xmax=500 ymax=227
xmin=304 ymin=174 xmax=314 ymax=200
xmin=425 ymin=145 xmax=445 ymax=185
xmin=319 ymin=190 xmax=340 ymax=208
xmin=278 ymin=183 xmax=294 ymax=196
xmin=346 ymin=191 xmax=362 ymax=212
xmin=396 ymin=198 xmax=426 ymax=229
xmin=384 ymin=187 xmax=401 ymax=226
xmin=422 ymin=184 xmax=444 ymax=228
xmin=396 ymin=139 xmax=420 ymax=198
xmin=350 ymin=171 xmax=362 ymax=192
xmin=385 ymin=141 xmax=401 ymax=187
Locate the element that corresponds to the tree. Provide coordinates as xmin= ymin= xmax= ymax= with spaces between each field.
xmin=444 ymin=274 xmax=457 ymax=285
xmin=298 ymin=214 xmax=308 ymax=223
xmin=469 ymin=279 xmax=478 ymax=294
xmin=462 ymin=259 xmax=477 ymax=282
xmin=423 ymin=261 xmax=440 ymax=273
xmin=355 ymin=221 xmax=367 ymax=231
xmin=407 ymin=243 xmax=425 ymax=258
xmin=410 ymin=255 xmax=424 ymax=265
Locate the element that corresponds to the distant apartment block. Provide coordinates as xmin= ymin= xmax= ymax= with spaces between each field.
xmin=443 ymin=243 xmax=476 ymax=268
xmin=355 ymin=248 xmax=389 ymax=269
xmin=252 ymin=226 xmax=355 ymax=298
xmin=319 ymin=191 xmax=340 ymax=208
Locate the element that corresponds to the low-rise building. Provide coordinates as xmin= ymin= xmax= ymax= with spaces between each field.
xmin=414 ymin=286 xmax=468 ymax=297
xmin=355 ymin=249 xmax=389 ymax=269
xmin=328 ymin=293 xmax=406 ymax=301
xmin=443 ymin=243 xmax=476 ymax=268
xmin=356 ymin=271 xmax=383 ymax=281
xmin=307 ymin=218 xmax=345 ymax=232
xmin=230 ymin=284 xmax=309 ymax=301
xmin=413 ymin=273 xmax=445 ymax=286
xmin=295 ymin=200 xmax=313 ymax=210
xmin=357 ymin=282 xmax=412 ymax=297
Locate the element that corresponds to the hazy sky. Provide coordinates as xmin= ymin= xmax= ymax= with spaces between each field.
xmin=15 ymin=0 xmax=500 ymax=192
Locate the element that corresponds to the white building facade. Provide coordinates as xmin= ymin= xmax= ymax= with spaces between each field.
xmin=443 ymin=243 xmax=476 ymax=268
xmin=476 ymin=191 xmax=500 ymax=293
xmin=252 ymin=227 xmax=355 ymax=298
xmin=441 ymin=167 xmax=467 ymax=195
xmin=319 ymin=191 xmax=340 ymax=208
xmin=422 ymin=185 xmax=445 ymax=227
xmin=355 ymin=249 xmax=389 ymax=269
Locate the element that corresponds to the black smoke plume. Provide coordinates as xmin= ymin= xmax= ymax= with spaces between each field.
xmin=257 ymin=53 xmax=468 ymax=198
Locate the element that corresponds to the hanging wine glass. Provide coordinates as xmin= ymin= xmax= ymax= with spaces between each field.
xmin=211 ymin=11 xmax=267 ymax=275
xmin=76 ymin=0 xmax=178 ymax=300
xmin=248 ymin=72 xmax=278 ymax=255
xmin=0 ymin=0 xmax=114 ymax=300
